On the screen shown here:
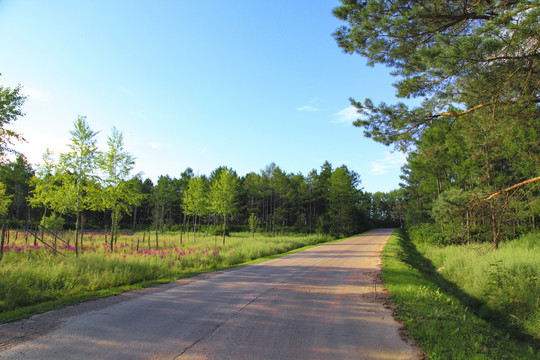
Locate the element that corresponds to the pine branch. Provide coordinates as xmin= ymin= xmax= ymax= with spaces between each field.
xmin=483 ymin=177 xmax=540 ymax=202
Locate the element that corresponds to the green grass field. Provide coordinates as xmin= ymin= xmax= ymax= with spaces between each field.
xmin=382 ymin=230 xmax=539 ymax=359
xmin=0 ymin=230 xmax=334 ymax=322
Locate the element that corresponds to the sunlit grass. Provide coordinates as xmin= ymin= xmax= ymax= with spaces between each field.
xmin=422 ymin=231 xmax=540 ymax=336
xmin=0 ymin=230 xmax=333 ymax=315
xmin=382 ymin=230 xmax=539 ymax=359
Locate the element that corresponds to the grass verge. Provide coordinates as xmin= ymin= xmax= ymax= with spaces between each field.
xmin=382 ymin=230 xmax=539 ymax=359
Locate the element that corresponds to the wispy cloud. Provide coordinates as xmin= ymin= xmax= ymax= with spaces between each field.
xmin=23 ymin=87 xmax=49 ymax=101
xmin=297 ymin=99 xmax=320 ymax=112
xmin=369 ymin=151 xmax=407 ymax=175
xmin=150 ymin=142 xmax=162 ymax=149
xmin=296 ymin=105 xmax=319 ymax=112
xmin=333 ymin=105 xmax=360 ymax=124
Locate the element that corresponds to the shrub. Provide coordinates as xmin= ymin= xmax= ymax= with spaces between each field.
xmin=407 ymin=223 xmax=447 ymax=245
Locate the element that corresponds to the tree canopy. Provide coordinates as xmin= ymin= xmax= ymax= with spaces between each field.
xmin=0 ymin=75 xmax=26 ymax=162
xmin=333 ymin=0 xmax=539 ymax=150
xmin=334 ymin=0 xmax=539 ymax=246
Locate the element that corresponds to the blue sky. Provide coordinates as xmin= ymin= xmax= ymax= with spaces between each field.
xmin=0 ymin=0 xmax=407 ymax=193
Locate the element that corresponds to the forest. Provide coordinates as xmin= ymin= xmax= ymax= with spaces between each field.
xmin=0 ymin=109 xmax=402 ymax=257
xmin=0 ymin=81 xmax=406 ymax=317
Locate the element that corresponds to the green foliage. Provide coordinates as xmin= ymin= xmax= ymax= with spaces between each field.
xmin=210 ymin=168 xmax=239 ymax=243
xmin=333 ymin=1 xmax=540 ymax=246
xmin=0 ymin=76 xmax=26 ymax=162
xmin=183 ymin=177 xmax=209 ymax=219
xmin=383 ymin=230 xmax=538 ymax=359
xmin=334 ymin=0 xmax=540 ymax=149
xmin=60 ymin=116 xmax=98 ymax=182
xmin=210 ymin=225 xmax=230 ymax=237
xmin=0 ymin=182 xmax=12 ymax=217
xmin=41 ymin=213 xmax=65 ymax=231
xmin=96 ymin=127 xmax=143 ymax=246
xmin=0 ymin=156 xmax=34 ymax=220
xmin=328 ymin=165 xmax=360 ymax=236
xmin=248 ymin=212 xmax=258 ymax=237
xmin=407 ymin=223 xmax=447 ymax=246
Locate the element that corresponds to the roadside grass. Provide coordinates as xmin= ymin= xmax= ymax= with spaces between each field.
xmin=422 ymin=231 xmax=540 ymax=337
xmin=0 ymin=231 xmax=345 ymax=323
xmin=382 ymin=230 xmax=540 ymax=360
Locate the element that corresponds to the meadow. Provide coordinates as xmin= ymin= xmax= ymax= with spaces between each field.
xmin=421 ymin=231 xmax=540 ymax=337
xmin=382 ymin=230 xmax=539 ymax=359
xmin=0 ymin=229 xmax=333 ymax=320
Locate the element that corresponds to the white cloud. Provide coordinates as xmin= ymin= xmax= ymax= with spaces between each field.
xmin=296 ymin=105 xmax=319 ymax=112
xmin=150 ymin=142 xmax=162 ymax=149
xmin=9 ymin=128 xmax=69 ymax=167
xmin=369 ymin=151 xmax=407 ymax=175
xmin=23 ymin=87 xmax=49 ymax=101
xmin=333 ymin=105 xmax=360 ymax=124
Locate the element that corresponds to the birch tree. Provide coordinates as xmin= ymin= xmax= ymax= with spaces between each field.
xmin=97 ymin=127 xmax=143 ymax=250
xmin=0 ymin=182 xmax=12 ymax=261
xmin=182 ymin=176 xmax=209 ymax=242
xmin=210 ymin=168 xmax=239 ymax=245
xmin=59 ymin=116 xmax=98 ymax=255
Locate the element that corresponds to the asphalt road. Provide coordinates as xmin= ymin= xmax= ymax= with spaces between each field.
xmin=0 ymin=228 xmax=419 ymax=360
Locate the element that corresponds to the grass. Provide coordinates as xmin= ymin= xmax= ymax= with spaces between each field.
xmin=0 ymin=230 xmax=336 ymax=323
xmin=382 ymin=230 xmax=540 ymax=359
xmin=422 ymin=231 xmax=540 ymax=336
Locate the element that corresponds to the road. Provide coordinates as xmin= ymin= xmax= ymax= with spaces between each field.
xmin=0 ymin=228 xmax=419 ymax=360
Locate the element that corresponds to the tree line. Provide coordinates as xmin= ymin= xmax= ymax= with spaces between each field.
xmin=0 ymin=82 xmax=403 ymax=252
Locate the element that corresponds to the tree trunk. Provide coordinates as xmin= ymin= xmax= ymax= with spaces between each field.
xmin=40 ymin=206 xmax=47 ymax=247
xmin=222 ymin=215 xmax=226 ymax=245
xmin=0 ymin=217 xmax=6 ymax=262
xmin=80 ymin=212 xmax=85 ymax=250
xmin=132 ymin=205 xmax=138 ymax=232
xmin=110 ymin=211 xmax=115 ymax=252
xmin=75 ymin=183 xmax=80 ymax=256
xmin=193 ymin=212 xmax=197 ymax=242
xmin=183 ymin=213 xmax=187 ymax=235
xmin=491 ymin=201 xmax=499 ymax=249
xmin=160 ymin=202 xmax=165 ymax=234
xmin=466 ymin=211 xmax=470 ymax=245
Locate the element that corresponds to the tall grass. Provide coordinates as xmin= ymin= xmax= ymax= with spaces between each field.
xmin=382 ymin=230 xmax=539 ymax=359
xmin=0 ymin=231 xmax=333 ymax=314
xmin=422 ymin=231 xmax=540 ymax=336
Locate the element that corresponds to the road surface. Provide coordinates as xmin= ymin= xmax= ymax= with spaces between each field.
xmin=0 ymin=228 xmax=419 ymax=359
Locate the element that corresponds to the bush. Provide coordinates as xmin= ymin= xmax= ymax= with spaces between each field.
xmin=407 ymin=223 xmax=448 ymax=245
xmin=41 ymin=214 xmax=65 ymax=232
xmin=210 ymin=226 xmax=230 ymax=237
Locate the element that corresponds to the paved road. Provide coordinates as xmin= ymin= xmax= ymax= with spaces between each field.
xmin=0 ymin=229 xmax=419 ymax=360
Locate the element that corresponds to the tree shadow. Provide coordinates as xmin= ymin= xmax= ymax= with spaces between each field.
xmin=393 ymin=230 xmax=539 ymax=349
